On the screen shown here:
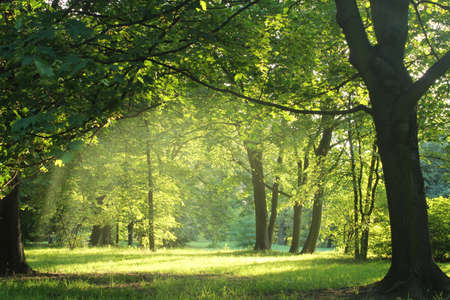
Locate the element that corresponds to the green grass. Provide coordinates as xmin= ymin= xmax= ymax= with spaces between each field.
xmin=0 ymin=247 xmax=448 ymax=299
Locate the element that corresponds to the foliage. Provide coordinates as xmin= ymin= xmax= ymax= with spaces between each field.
xmin=428 ymin=196 xmax=450 ymax=262
xmin=369 ymin=196 xmax=450 ymax=262
xmin=420 ymin=140 xmax=450 ymax=198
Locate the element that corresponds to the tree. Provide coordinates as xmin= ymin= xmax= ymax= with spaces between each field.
xmin=0 ymin=180 xmax=32 ymax=275
xmin=301 ymin=115 xmax=334 ymax=254
xmin=334 ymin=0 xmax=449 ymax=297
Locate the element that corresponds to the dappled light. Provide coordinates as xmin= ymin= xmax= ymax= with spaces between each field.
xmin=1 ymin=0 xmax=449 ymax=299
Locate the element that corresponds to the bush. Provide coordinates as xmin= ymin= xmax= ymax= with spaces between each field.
xmin=369 ymin=197 xmax=449 ymax=262
xmin=369 ymin=211 xmax=391 ymax=258
xmin=428 ymin=196 xmax=450 ymax=262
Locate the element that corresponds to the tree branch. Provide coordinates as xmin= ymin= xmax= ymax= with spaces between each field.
xmin=335 ymin=0 xmax=372 ymax=73
xmin=148 ymin=59 xmax=372 ymax=116
xmin=411 ymin=0 xmax=440 ymax=60
xmin=416 ymin=0 xmax=450 ymax=11
xmin=400 ymin=50 xmax=450 ymax=110
xmin=212 ymin=0 xmax=260 ymax=33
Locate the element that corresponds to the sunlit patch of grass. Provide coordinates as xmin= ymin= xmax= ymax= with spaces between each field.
xmin=0 ymin=247 xmax=447 ymax=299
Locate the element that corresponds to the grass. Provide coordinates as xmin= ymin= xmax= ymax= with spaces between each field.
xmin=0 ymin=247 xmax=449 ymax=299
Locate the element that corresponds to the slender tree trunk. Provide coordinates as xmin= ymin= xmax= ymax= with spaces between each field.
xmin=127 ymin=222 xmax=134 ymax=246
xmin=347 ymin=119 xmax=360 ymax=259
xmin=267 ymin=179 xmax=279 ymax=247
xmin=268 ymin=155 xmax=282 ymax=247
xmin=301 ymin=119 xmax=333 ymax=254
xmin=0 ymin=181 xmax=32 ymax=275
xmin=289 ymin=203 xmax=303 ymax=253
xmin=246 ymin=143 xmax=269 ymax=250
xmin=115 ymin=223 xmax=119 ymax=246
xmin=301 ymin=188 xmax=324 ymax=254
xmin=289 ymin=142 xmax=312 ymax=254
xmin=360 ymin=143 xmax=380 ymax=261
xmin=144 ymin=119 xmax=155 ymax=252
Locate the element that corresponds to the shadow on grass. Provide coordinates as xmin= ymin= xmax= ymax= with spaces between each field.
xmin=1 ymin=268 xmax=386 ymax=300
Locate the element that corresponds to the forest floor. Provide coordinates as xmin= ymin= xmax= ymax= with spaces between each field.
xmin=1 ymin=246 xmax=449 ymax=299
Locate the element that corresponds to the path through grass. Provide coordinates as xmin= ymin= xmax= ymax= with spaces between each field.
xmin=1 ymin=247 xmax=449 ymax=299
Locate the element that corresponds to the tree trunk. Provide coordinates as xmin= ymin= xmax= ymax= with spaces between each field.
xmin=0 ymin=182 xmax=32 ymax=275
xmin=301 ymin=118 xmax=333 ymax=254
xmin=347 ymin=119 xmax=360 ymax=259
xmin=289 ymin=202 xmax=302 ymax=253
xmin=301 ymin=189 xmax=324 ymax=254
xmin=360 ymin=225 xmax=369 ymax=260
xmin=268 ymin=155 xmax=282 ymax=247
xmin=335 ymin=1 xmax=450 ymax=296
xmin=99 ymin=225 xmax=112 ymax=245
xmin=127 ymin=222 xmax=134 ymax=246
xmin=246 ymin=143 xmax=269 ymax=250
xmin=115 ymin=223 xmax=119 ymax=246
xmin=144 ymin=118 xmax=155 ymax=252
xmin=89 ymin=225 xmax=101 ymax=246
xmin=375 ymin=111 xmax=449 ymax=298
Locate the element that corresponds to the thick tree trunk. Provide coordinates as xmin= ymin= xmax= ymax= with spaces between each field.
xmin=99 ymin=225 xmax=112 ymax=245
xmin=267 ymin=155 xmax=282 ymax=247
xmin=375 ymin=111 xmax=449 ymax=298
xmin=89 ymin=225 xmax=102 ymax=246
xmin=289 ymin=202 xmax=302 ymax=253
xmin=246 ymin=144 xmax=269 ymax=250
xmin=335 ymin=1 xmax=450 ymax=296
xmin=127 ymin=222 xmax=134 ymax=246
xmin=0 ymin=182 xmax=32 ymax=275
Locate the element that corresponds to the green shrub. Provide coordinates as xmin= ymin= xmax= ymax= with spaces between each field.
xmin=229 ymin=214 xmax=255 ymax=248
xmin=369 ymin=197 xmax=449 ymax=262
xmin=428 ymin=196 xmax=450 ymax=262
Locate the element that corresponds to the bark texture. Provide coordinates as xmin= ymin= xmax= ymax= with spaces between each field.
xmin=289 ymin=203 xmax=303 ymax=253
xmin=0 ymin=182 xmax=32 ymax=275
xmin=335 ymin=0 xmax=450 ymax=297
xmin=246 ymin=143 xmax=270 ymax=250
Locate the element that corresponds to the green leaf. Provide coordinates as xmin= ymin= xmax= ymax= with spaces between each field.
xmin=200 ymin=0 xmax=207 ymax=11
xmin=234 ymin=73 xmax=245 ymax=81
xmin=34 ymin=58 xmax=54 ymax=77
